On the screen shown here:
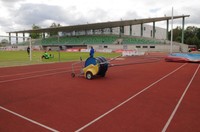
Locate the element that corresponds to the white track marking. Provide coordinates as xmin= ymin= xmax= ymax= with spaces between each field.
xmin=162 ymin=64 xmax=200 ymax=132
xmin=75 ymin=63 xmax=187 ymax=132
xmin=0 ymin=67 xmax=70 ymax=78
xmin=0 ymin=106 xmax=59 ymax=132
xmin=0 ymin=70 xmax=70 ymax=84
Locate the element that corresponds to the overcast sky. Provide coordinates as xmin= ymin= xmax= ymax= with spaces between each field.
xmin=0 ymin=0 xmax=199 ymax=35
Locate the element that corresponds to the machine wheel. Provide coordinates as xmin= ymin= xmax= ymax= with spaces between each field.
xmin=86 ymin=71 xmax=93 ymax=80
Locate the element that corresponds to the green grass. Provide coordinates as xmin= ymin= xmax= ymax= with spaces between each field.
xmin=0 ymin=51 xmax=120 ymax=67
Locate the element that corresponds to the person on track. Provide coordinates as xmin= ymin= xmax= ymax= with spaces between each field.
xmin=90 ymin=46 xmax=95 ymax=58
xmin=27 ymin=46 xmax=30 ymax=56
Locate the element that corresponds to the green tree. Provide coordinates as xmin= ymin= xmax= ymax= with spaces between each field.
xmin=175 ymin=36 xmax=182 ymax=42
xmin=169 ymin=26 xmax=200 ymax=48
xmin=48 ymin=22 xmax=61 ymax=36
xmin=173 ymin=26 xmax=182 ymax=42
xmin=196 ymin=28 xmax=200 ymax=40
xmin=29 ymin=24 xmax=41 ymax=39
xmin=184 ymin=26 xmax=198 ymax=39
xmin=192 ymin=36 xmax=200 ymax=48
xmin=185 ymin=26 xmax=200 ymax=48
xmin=185 ymin=37 xmax=193 ymax=45
xmin=168 ymin=26 xmax=182 ymax=42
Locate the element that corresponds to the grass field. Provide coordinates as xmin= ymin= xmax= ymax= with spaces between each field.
xmin=0 ymin=51 xmax=120 ymax=67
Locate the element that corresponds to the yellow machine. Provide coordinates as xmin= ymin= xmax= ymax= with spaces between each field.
xmin=71 ymin=56 xmax=108 ymax=80
xmin=82 ymin=64 xmax=99 ymax=80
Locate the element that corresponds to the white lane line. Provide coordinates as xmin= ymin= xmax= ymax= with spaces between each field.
xmin=162 ymin=64 xmax=200 ymax=132
xmin=0 ymin=67 xmax=69 ymax=78
xmin=75 ymin=63 xmax=187 ymax=132
xmin=0 ymin=106 xmax=59 ymax=132
xmin=0 ymin=70 xmax=69 ymax=84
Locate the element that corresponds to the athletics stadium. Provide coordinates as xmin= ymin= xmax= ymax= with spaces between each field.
xmin=1 ymin=14 xmax=200 ymax=132
xmin=2 ymin=15 xmax=190 ymax=53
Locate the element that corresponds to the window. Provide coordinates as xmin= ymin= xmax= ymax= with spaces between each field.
xmin=150 ymin=46 xmax=155 ymax=48
xmin=143 ymin=46 xmax=148 ymax=48
xmin=136 ymin=46 xmax=141 ymax=48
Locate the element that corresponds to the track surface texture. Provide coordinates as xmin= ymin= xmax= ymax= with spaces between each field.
xmin=0 ymin=55 xmax=200 ymax=132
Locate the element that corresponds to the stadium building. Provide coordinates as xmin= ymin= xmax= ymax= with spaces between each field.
xmin=4 ymin=15 xmax=190 ymax=53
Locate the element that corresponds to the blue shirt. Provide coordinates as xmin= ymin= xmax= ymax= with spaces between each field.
xmin=90 ymin=48 xmax=94 ymax=57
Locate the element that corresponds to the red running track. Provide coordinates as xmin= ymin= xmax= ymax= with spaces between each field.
xmin=0 ymin=56 xmax=200 ymax=132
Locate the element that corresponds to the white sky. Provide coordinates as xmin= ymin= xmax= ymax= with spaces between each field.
xmin=0 ymin=0 xmax=199 ymax=35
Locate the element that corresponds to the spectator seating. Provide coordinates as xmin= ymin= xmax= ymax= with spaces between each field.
xmin=38 ymin=35 xmax=161 ymax=45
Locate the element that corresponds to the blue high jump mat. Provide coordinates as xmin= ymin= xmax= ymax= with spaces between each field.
xmin=165 ymin=53 xmax=200 ymax=63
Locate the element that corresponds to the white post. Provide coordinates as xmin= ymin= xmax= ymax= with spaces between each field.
xmin=29 ymin=37 xmax=32 ymax=61
xmin=170 ymin=7 xmax=174 ymax=54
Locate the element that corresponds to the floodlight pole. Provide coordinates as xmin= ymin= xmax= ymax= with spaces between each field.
xmin=170 ymin=7 xmax=174 ymax=54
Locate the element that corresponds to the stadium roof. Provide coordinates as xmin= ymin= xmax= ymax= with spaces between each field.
xmin=8 ymin=15 xmax=190 ymax=34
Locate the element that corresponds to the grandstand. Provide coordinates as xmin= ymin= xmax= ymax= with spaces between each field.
xmin=5 ymin=15 xmax=190 ymax=53
xmin=40 ymin=35 xmax=161 ymax=45
xmin=41 ymin=35 xmax=118 ymax=45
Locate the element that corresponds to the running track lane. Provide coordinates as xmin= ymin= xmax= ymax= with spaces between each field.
xmin=164 ymin=64 xmax=200 ymax=132
xmin=0 ymin=106 xmax=59 ymax=132
xmin=0 ymin=59 xmax=182 ymax=131
xmin=75 ymin=63 xmax=200 ymax=132
xmin=0 ymin=60 xmax=199 ymax=131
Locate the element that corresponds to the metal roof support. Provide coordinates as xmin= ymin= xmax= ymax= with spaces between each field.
xmin=182 ymin=16 xmax=185 ymax=44
xmin=23 ymin=33 xmax=25 ymax=42
xmin=42 ymin=32 xmax=45 ymax=39
xmin=153 ymin=21 xmax=156 ymax=38
xmin=92 ymin=29 xmax=95 ymax=35
xmin=130 ymin=25 xmax=132 ymax=36
xmin=110 ymin=27 xmax=113 ymax=35
xmin=141 ymin=23 xmax=143 ymax=37
xmin=166 ymin=19 xmax=169 ymax=40
xmin=9 ymin=33 xmax=11 ymax=44
xmin=16 ymin=33 xmax=18 ymax=44
xmin=101 ymin=29 xmax=104 ymax=35
xmin=119 ymin=26 xmax=122 ymax=37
